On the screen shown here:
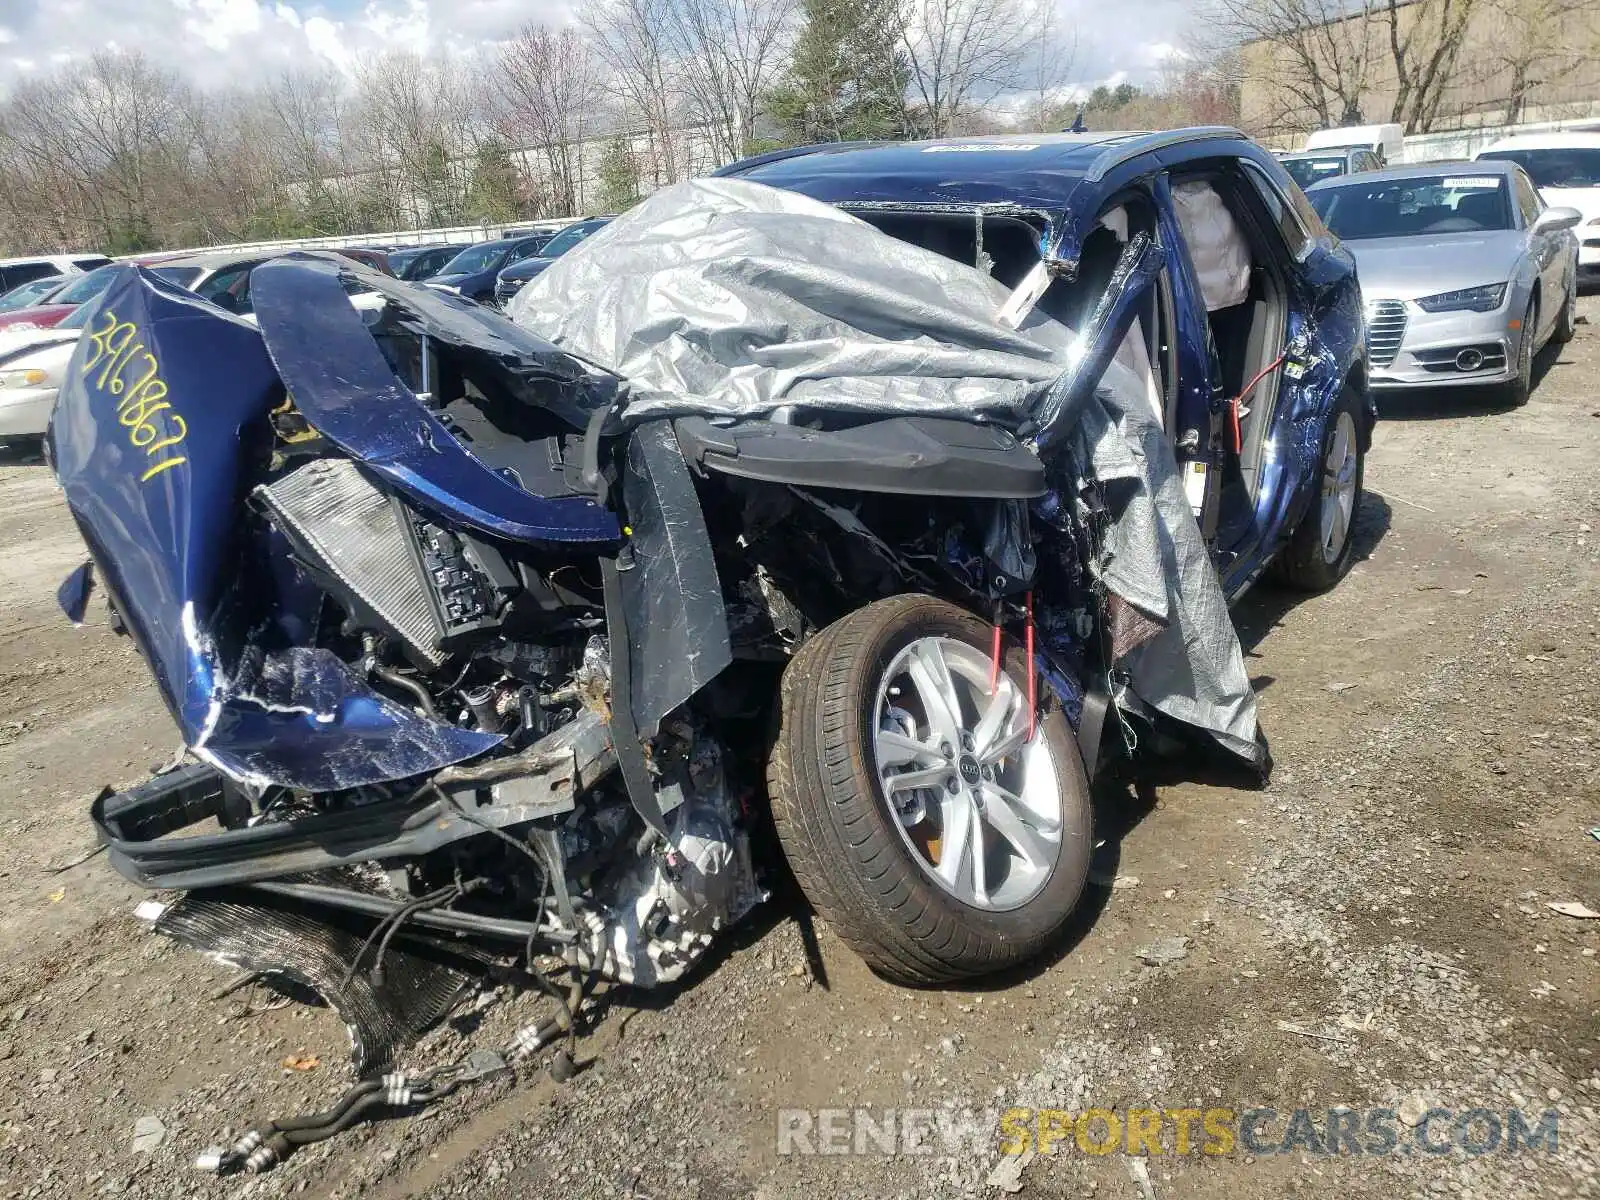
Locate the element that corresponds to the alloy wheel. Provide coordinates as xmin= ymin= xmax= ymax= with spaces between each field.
xmin=871 ymin=637 xmax=1064 ymax=911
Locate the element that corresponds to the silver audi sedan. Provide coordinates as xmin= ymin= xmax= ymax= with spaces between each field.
xmin=1307 ymin=162 xmax=1581 ymax=405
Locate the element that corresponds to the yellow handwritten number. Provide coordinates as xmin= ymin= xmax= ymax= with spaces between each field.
xmin=81 ymin=308 xmax=188 ymax=485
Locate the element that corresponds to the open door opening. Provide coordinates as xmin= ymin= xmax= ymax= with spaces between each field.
xmin=1168 ymin=172 xmax=1291 ymax=549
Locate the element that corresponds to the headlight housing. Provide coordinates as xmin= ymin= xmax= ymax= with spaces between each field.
xmin=0 ymin=367 xmax=50 ymax=389
xmin=1415 ymin=283 xmax=1507 ymax=313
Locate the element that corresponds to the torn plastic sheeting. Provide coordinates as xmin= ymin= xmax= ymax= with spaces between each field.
xmin=510 ymin=178 xmax=1261 ymax=766
xmin=509 ymin=178 xmax=1075 ymax=428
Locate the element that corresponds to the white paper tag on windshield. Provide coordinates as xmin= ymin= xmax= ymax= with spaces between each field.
xmin=997 ymin=260 xmax=1053 ymax=329
xmin=1442 ymin=176 xmax=1500 ymax=190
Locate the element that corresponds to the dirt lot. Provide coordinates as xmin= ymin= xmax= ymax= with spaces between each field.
xmin=0 ymin=301 xmax=1596 ymax=1200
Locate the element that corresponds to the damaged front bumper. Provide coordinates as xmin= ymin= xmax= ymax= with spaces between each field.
xmin=93 ymin=711 xmax=615 ymax=896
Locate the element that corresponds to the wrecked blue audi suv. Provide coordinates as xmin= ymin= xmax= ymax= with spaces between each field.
xmin=50 ymin=128 xmax=1368 ymax=1165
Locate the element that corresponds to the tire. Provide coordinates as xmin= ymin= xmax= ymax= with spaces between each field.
xmin=1277 ymin=385 xmax=1365 ymax=592
xmin=1551 ymin=280 xmax=1576 ymax=345
xmin=1505 ymin=294 xmax=1538 ymax=408
xmin=767 ymin=594 xmax=1093 ymax=986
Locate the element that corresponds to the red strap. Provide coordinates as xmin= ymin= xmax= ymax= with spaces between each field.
xmin=1024 ymin=591 xmax=1037 ymax=743
xmin=1227 ymin=350 xmax=1290 ymax=453
xmin=988 ymin=620 xmax=1003 ymax=696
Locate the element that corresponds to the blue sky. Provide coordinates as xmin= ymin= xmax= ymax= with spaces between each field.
xmin=0 ymin=0 xmax=1204 ymax=93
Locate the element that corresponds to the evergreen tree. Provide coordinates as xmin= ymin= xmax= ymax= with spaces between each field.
xmin=595 ymin=135 xmax=642 ymax=213
xmin=766 ymin=0 xmax=909 ymax=145
xmin=467 ymin=138 xmax=524 ymax=223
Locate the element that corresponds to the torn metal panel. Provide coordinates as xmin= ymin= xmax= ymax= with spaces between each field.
xmin=618 ymin=421 xmax=732 ymax=738
xmin=249 ymin=253 xmax=620 ymax=547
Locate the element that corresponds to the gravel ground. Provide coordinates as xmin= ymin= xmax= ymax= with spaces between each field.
xmin=0 ymin=300 xmax=1595 ymax=1200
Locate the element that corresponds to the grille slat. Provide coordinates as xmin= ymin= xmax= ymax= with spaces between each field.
xmin=1365 ymin=300 xmax=1408 ymax=368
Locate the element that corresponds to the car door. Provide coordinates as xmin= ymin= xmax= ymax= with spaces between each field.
xmin=1512 ymin=167 xmax=1562 ymax=337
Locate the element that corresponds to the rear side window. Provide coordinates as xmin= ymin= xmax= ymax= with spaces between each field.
xmin=1240 ymin=159 xmax=1321 ymax=260
xmin=73 ymin=256 xmax=112 ymax=270
xmin=1511 ymin=170 xmax=1542 ymax=226
xmin=0 ymin=262 xmax=59 ymax=290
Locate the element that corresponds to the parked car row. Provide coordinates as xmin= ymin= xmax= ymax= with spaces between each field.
xmin=1283 ymin=128 xmax=1595 ymax=406
xmin=0 ymin=216 xmax=611 ymax=449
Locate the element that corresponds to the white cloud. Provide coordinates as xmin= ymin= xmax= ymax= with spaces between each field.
xmin=0 ymin=0 xmax=1195 ymax=95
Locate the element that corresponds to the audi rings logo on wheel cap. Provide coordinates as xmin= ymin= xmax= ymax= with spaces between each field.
xmin=1455 ymin=348 xmax=1485 ymax=372
xmin=958 ymin=755 xmax=981 ymax=785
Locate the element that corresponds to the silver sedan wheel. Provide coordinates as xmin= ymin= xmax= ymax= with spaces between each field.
xmin=871 ymin=637 xmax=1063 ymax=912
xmin=1320 ymin=409 xmax=1358 ymax=565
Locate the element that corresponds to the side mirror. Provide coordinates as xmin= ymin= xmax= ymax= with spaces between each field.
xmin=210 ymin=291 xmax=239 ymax=313
xmin=1532 ymin=206 xmax=1583 ymax=235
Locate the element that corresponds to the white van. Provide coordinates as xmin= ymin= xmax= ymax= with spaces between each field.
xmin=1303 ymin=124 xmax=1405 ymax=167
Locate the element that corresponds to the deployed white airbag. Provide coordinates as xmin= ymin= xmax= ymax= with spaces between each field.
xmin=1172 ymin=181 xmax=1252 ymax=311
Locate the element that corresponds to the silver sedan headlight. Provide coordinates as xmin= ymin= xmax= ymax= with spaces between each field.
xmin=1414 ymin=283 xmax=1507 ymax=313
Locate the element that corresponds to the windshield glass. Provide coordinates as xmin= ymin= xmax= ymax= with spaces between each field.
xmin=1309 ymin=174 xmax=1512 ymax=239
xmin=1478 ymin=147 xmax=1600 ymax=189
xmin=50 ymin=264 xmax=118 ymax=305
xmin=438 ymin=243 xmax=511 ymax=275
xmin=538 ymin=220 xmax=607 ymax=258
xmin=0 ymin=277 xmax=63 ymax=311
xmin=1283 ymin=156 xmax=1349 ymax=190
xmin=150 ymin=265 xmax=202 ymax=288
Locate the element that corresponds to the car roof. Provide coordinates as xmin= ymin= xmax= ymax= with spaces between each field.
xmin=1280 ymin=148 xmax=1359 ymax=161
xmin=1480 ymin=131 xmax=1600 ymax=152
xmin=153 ymin=249 xmax=288 ymax=271
xmin=0 ymin=254 xmax=98 ymax=267
xmin=1305 ymin=160 xmax=1519 ymax=189
xmin=720 ymin=129 xmax=1243 ymax=198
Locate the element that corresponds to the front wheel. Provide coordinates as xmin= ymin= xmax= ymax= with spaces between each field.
xmin=1551 ymin=280 xmax=1576 ymax=345
xmin=768 ymin=595 xmax=1092 ymax=985
xmin=1277 ymin=386 xmax=1365 ymax=592
xmin=1505 ymin=295 xmax=1538 ymax=407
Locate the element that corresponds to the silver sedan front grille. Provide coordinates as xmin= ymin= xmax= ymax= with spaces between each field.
xmin=1366 ymin=300 xmax=1408 ymax=368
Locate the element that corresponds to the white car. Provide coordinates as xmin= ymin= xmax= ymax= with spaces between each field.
xmin=0 ymin=321 xmax=81 ymax=446
xmin=1477 ymin=132 xmax=1600 ymax=287
xmin=0 ymin=253 xmax=111 ymax=295
xmin=0 ymin=254 xmax=389 ymax=447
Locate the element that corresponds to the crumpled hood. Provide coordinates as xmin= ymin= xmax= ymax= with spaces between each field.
xmin=1343 ymin=231 xmax=1528 ymax=300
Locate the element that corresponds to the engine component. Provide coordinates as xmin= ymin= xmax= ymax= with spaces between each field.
xmin=578 ymin=739 xmax=763 ymax=986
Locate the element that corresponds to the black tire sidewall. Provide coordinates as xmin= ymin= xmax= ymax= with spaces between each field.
xmin=1280 ymin=386 xmax=1365 ymax=591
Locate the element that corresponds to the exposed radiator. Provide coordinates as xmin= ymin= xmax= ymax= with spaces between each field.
xmin=255 ymin=458 xmax=447 ymax=666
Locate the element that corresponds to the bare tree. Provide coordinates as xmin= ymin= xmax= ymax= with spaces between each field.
xmin=1214 ymin=0 xmax=1486 ymax=137
xmin=1018 ymin=2 xmax=1079 ymax=132
xmin=1381 ymin=0 xmax=1481 ymax=133
xmin=1479 ymin=0 xmax=1597 ymax=124
xmin=666 ymin=0 xmax=796 ymax=160
xmin=584 ymin=0 xmax=684 ymax=187
xmin=498 ymin=25 xmax=605 ymax=215
xmin=898 ymin=0 xmax=1032 ymax=137
xmin=1210 ymin=0 xmax=1381 ymax=135
xmin=351 ymin=52 xmax=486 ymax=227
